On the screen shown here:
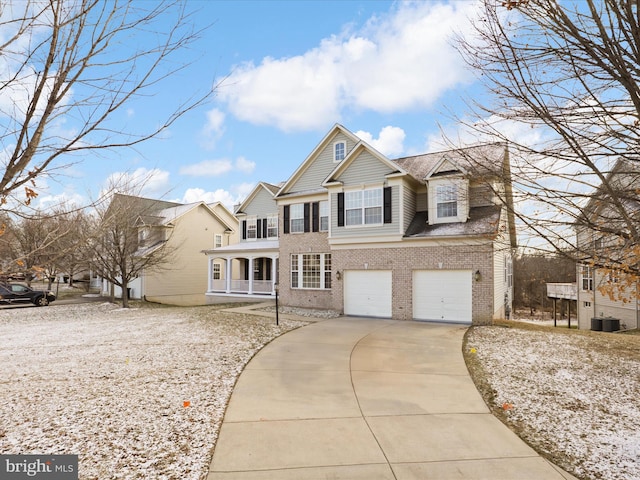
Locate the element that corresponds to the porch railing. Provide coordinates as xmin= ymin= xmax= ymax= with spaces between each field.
xmin=209 ymin=279 xmax=274 ymax=295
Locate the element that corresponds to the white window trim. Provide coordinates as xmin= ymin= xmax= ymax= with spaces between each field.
xmin=212 ymin=263 xmax=221 ymax=280
xmin=246 ymin=216 xmax=257 ymax=240
xmin=290 ymin=204 xmax=304 ymax=234
xmin=267 ymin=215 xmax=279 ymax=239
xmin=334 ymin=141 xmax=346 ymax=162
xmin=428 ymin=177 xmax=468 ymax=225
xmin=290 ymin=253 xmax=332 ymax=290
xmin=344 ymin=188 xmax=383 ymax=227
xmin=581 ymin=265 xmax=593 ymax=291
xmin=214 ymin=234 xmax=223 ymax=248
xmin=319 ymin=201 xmax=329 ymax=232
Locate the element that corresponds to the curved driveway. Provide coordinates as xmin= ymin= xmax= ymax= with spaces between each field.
xmin=207 ymin=317 xmax=576 ymax=480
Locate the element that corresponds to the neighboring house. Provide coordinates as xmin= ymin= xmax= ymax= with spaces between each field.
xmin=101 ymin=194 xmax=237 ymax=304
xmin=206 ymin=124 xmax=516 ymax=325
xmin=576 ymin=159 xmax=640 ymax=330
xmin=203 ymin=182 xmax=280 ymax=296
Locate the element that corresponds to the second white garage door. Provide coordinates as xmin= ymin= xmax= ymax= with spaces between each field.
xmin=344 ymin=270 xmax=392 ymax=318
xmin=413 ymin=270 xmax=472 ymax=323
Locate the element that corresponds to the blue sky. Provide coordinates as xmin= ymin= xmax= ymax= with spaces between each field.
xmin=39 ymin=0 xmax=491 ymax=210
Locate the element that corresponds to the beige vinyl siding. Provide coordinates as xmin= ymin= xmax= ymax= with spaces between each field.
xmin=330 ymin=186 xmax=400 ymax=238
xmin=469 ymin=182 xmax=495 ymax=208
xmin=402 ymin=184 xmax=417 ymax=233
xmin=288 ymin=132 xmax=356 ymax=194
xmin=416 ymin=191 xmax=428 ymax=211
xmin=144 ymin=205 xmax=226 ymax=299
xmin=243 ymin=188 xmax=278 ymax=217
xmin=337 ymin=151 xmax=395 ymax=186
xmin=492 ymin=211 xmax=512 ymax=319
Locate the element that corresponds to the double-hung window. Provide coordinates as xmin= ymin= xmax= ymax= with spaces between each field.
xmin=267 ymin=215 xmax=278 ymax=238
xmin=246 ymin=216 xmax=257 ymax=240
xmin=334 ymin=141 xmax=346 ymax=162
xmin=581 ymin=265 xmax=593 ymax=291
xmin=319 ymin=201 xmax=329 ymax=231
xmin=212 ymin=263 xmax=221 ymax=280
xmin=214 ymin=234 xmax=223 ymax=248
xmin=291 ymin=253 xmax=331 ymax=289
xmin=290 ymin=204 xmax=304 ymax=233
xmin=436 ymin=185 xmax=458 ymax=218
xmin=345 ymin=189 xmax=382 ymax=226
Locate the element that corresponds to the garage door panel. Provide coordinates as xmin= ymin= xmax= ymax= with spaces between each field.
xmin=413 ymin=270 xmax=472 ymax=324
xmin=344 ymin=270 xmax=392 ymax=318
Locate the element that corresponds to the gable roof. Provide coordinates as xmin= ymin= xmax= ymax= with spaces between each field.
xmin=394 ymin=143 xmax=507 ymax=182
xmin=275 ymin=124 xmax=360 ymax=198
xmin=236 ymin=182 xmax=281 ymax=214
xmin=323 ymin=141 xmax=403 ymax=186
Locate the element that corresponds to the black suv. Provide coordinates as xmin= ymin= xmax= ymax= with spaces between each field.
xmin=0 ymin=283 xmax=56 ymax=306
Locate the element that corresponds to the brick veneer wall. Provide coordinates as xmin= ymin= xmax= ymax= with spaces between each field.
xmin=278 ymin=228 xmax=334 ymax=310
xmin=331 ymin=243 xmax=495 ymax=325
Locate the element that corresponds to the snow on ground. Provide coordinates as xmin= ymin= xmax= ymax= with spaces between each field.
xmin=0 ymin=302 xmax=307 ymax=480
xmin=466 ymin=325 xmax=640 ymax=480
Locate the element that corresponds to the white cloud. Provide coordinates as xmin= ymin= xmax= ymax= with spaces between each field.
xmin=200 ymin=108 xmax=225 ymax=149
xmin=179 ymin=157 xmax=255 ymax=176
xmin=355 ymin=126 xmax=406 ymax=157
xmin=181 ymin=182 xmax=255 ymax=209
xmin=235 ymin=156 xmax=256 ymax=174
xmin=179 ymin=159 xmax=232 ymax=177
xmin=216 ymin=1 xmax=480 ymax=131
xmin=104 ymin=167 xmax=171 ymax=197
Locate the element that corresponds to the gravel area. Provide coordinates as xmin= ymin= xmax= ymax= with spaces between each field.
xmin=0 ymin=302 xmax=307 ymax=479
xmin=465 ymin=324 xmax=640 ymax=480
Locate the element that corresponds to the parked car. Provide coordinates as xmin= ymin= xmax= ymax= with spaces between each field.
xmin=0 ymin=283 xmax=56 ymax=306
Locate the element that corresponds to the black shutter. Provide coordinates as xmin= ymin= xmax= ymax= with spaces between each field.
xmin=383 ymin=186 xmax=392 ymax=224
xmin=262 ymin=218 xmax=268 ymax=238
xmin=312 ymin=202 xmax=319 ymax=232
xmin=303 ymin=203 xmax=310 ymax=232
xmin=256 ymin=218 xmax=262 ymax=239
xmin=283 ymin=206 xmax=290 ymax=234
xmin=242 ymin=220 xmax=247 ymax=240
xmin=337 ymin=192 xmax=345 ymax=227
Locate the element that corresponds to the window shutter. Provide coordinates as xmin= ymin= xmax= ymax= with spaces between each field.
xmin=337 ymin=192 xmax=345 ymax=227
xmin=242 ymin=220 xmax=247 ymax=240
xmin=304 ymin=203 xmax=310 ymax=232
xmin=262 ymin=218 xmax=268 ymax=238
xmin=383 ymin=186 xmax=392 ymax=224
xmin=256 ymin=219 xmax=262 ymax=239
xmin=283 ymin=206 xmax=290 ymax=234
xmin=312 ymin=202 xmax=319 ymax=232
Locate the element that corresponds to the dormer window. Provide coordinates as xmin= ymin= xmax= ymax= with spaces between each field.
xmin=334 ymin=141 xmax=346 ymax=162
xmin=427 ymin=178 xmax=468 ymax=225
xmin=436 ymin=185 xmax=458 ymax=218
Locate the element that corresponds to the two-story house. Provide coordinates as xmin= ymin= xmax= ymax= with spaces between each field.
xmin=101 ymin=193 xmax=237 ymax=304
xmin=576 ymin=158 xmax=640 ymax=330
xmin=205 ymin=124 xmax=516 ymax=325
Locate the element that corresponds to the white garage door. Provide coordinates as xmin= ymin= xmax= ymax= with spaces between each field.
xmin=344 ymin=270 xmax=392 ymax=318
xmin=413 ymin=270 xmax=472 ymax=324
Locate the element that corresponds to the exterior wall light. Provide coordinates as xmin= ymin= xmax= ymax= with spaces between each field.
xmin=475 ymin=270 xmax=481 ymax=282
xmin=336 ymin=271 xmax=341 ymax=280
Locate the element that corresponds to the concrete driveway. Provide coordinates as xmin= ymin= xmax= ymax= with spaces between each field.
xmin=207 ymin=317 xmax=577 ymax=480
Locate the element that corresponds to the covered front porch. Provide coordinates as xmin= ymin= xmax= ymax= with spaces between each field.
xmin=204 ymin=240 xmax=279 ymax=297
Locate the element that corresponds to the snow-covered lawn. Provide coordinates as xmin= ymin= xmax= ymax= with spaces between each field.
xmin=0 ymin=302 xmax=306 ymax=479
xmin=466 ymin=323 xmax=640 ymax=480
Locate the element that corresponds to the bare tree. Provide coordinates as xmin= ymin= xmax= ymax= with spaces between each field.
xmin=453 ymin=0 xmax=640 ymax=297
xmin=90 ymin=192 xmax=179 ymax=308
xmin=0 ymin=0 xmax=209 ymax=207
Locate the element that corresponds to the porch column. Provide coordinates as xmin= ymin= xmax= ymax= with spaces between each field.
xmin=207 ymin=257 xmax=213 ymax=292
xmin=248 ymin=257 xmax=254 ymax=294
xmin=271 ymin=255 xmax=278 ymax=295
xmin=225 ymin=257 xmax=232 ymax=293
